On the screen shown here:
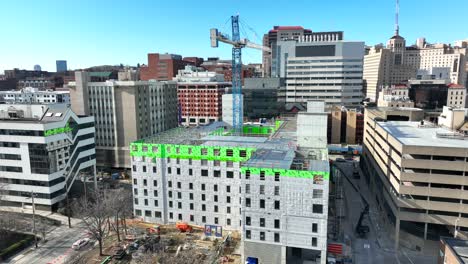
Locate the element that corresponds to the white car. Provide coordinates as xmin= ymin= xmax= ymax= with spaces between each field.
xmin=72 ymin=238 xmax=90 ymax=250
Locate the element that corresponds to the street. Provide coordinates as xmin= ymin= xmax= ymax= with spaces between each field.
xmin=7 ymin=221 xmax=91 ymax=264
xmin=333 ymin=159 xmax=437 ymax=264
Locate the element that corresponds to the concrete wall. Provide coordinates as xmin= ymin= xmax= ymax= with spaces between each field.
xmin=243 ymin=241 xmax=283 ymax=264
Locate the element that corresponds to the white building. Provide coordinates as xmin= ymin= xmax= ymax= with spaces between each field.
xmin=273 ymin=38 xmax=364 ymax=109
xmin=377 ymin=85 xmax=414 ymax=108
xmin=0 ymin=104 xmax=96 ymax=211
xmin=131 ymin=111 xmax=330 ymax=263
xmin=0 ymin=87 xmax=70 ymax=104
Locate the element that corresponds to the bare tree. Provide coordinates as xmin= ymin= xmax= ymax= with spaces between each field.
xmin=72 ymin=190 xmax=111 ymax=255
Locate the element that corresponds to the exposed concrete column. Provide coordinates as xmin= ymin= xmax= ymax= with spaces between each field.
xmin=395 ymin=217 xmax=400 ymax=250
xmin=93 ymin=164 xmax=98 ymax=190
xmin=423 ymin=223 xmax=428 ymax=240
xmin=320 ymin=249 xmax=327 ymax=264
xmin=281 ymin=246 xmax=286 ymax=264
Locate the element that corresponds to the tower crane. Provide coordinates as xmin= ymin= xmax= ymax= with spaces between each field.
xmin=210 ymin=15 xmax=271 ymax=133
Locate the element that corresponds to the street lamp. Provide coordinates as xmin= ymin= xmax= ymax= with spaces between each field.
xmin=28 ymin=191 xmax=38 ymax=248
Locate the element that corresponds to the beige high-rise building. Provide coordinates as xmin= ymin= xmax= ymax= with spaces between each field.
xmin=68 ymin=71 xmax=178 ymax=168
xmin=364 ymin=32 xmax=468 ymax=102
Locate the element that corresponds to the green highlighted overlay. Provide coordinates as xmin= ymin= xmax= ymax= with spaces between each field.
xmin=241 ymin=167 xmax=330 ymax=181
xmin=45 ymin=123 xmax=73 ymax=137
xmin=207 ymin=121 xmax=284 ymax=137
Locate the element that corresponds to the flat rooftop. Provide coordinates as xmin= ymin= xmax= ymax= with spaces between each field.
xmin=377 ymin=121 xmax=468 ymax=148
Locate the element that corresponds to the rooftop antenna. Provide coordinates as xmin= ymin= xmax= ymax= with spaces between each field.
xmin=395 ymin=0 xmax=400 ymax=36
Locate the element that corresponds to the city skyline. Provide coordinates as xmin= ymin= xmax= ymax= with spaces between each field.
xmin=1 ymin=0 xmax=468 ymax=74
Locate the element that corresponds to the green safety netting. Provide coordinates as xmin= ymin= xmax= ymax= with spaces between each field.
xmin=240 ymin=167 xmax=329 ymax=181
xmin=130 ymin=143 xmax=256 ymax=162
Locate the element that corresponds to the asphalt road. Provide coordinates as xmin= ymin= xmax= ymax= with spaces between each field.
xmin=8 ymin=221 xmax=91 ymax=264
xmin=333 ymin=160 xmax=437 ymax=264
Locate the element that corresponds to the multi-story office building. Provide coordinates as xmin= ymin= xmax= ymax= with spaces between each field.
xmin=68 ymin=71 xmax=178 ymax=168
xmin=262 ymin=25 xmax=344 ymax=77
xmin=56 ymin=60 xmax=67 ymax=73
xmin=0 ymin=87 xmax=70 ymax=104
xmin=174 ymin=66 xmax=230 ymax=126
xmin=364 ymin=31 xmax=468 ymax=102
xmin=131 ymin=103 xmax=330 ymax=264
xmin=17 ymin=77 xmax=55 ymax=90
xmin=273 ymin=38 xmax=364 ymax=109
xmin=201 ymin=57 xmax=254 ymax=84
xmin=362 ymin=110 xmax=468 ymax=248
xmin=0 ymin=104 xmax=95 ymax=211
xmin=140 ymin=53 xmax=193 ymax=81
xmin=243 ymin=77 xmax=284 ymax=120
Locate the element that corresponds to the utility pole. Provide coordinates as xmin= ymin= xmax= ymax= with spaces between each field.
xmin=31 ymin=191 xmax=38 ymax=248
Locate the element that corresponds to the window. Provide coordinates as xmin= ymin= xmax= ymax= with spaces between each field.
xmin=239 ymin=150 xmax=247 ymax=157
xmin=260 ymin=199 xmax=265 ymax=209
xmin=202 ymin=204 xmax=206 ymax=211
xmin=142 ymin=166 xmax=146 ymax=173
xmin=154 ymin=190 xmax=158 ymax=196
xmin=245 ymin=184 xmax=250 ymax=194
xmin=169 ymin=201 xmax=173 ymax=208
xmin=214 ymin=160 xmax=220 ymax=166
xmin=227 ymin=206 xmax=231 ymax=213
xmin=260 ymin=171 xmax=265 ymax=180
xmin=189 ymin=183 xmax=193 ymax=190
xmin=226 ymin=161 xmax=233 ymax=167
xmin=312 ymin=237 xmax=317 ymax=247
xmin=226 ymin=185 xmax=231 ymax=193
xmin=214 ymin=170 xmax=221 ymax=177
xmin=226 ymin=171 xmax=234 ymax=178
xmin=246 ymin=198 xmax=251 ymax=207
xmin=214 ymin=184 xmax=218 ymax=192
xmin=275 ymin=219 xmax=280 ymax=229
xmin=201 ymin=169 xmax=208 ymax=177
xmin=274 ymin=233 xmax=280 ymax=243
xmin=312 ymin=223 xmax=318 ymax=233
xmin=177 ymin=168 xmax=180 ymax=175
xmin=227 ymin=218 xmax=231 ymax=226
xmin=201 ymin=184 xmax=205 ymax=191
xmin=155 ymin=211 xmax=161 ymax=218
xmin=260 ymin=185 xmax=265 ymax=195
xmin=143 ymin=189 xmax=148 ymax=196
xmin=168 ymin=191 xmax=173 ymax=198
xmin=189 ymin=169 xmax=193 ymax=175
xmin=132 ymin=165 xmax=136 ymax=172
xmin=313 ymin=204 xmax=323 ymax=214
xmin=145 ymin=210 xmax=151 ymax=217
xmin=178 ymin=202 xmax=182 ymax=209
xmin=177 ymin=192 xmax=182 ymax=199
xmin=201 ymin=160 xmax=208 ymax=166
xmin=133 ymin=178 xmax=137 ymax=185
xmin=246 ymin=216 xmax=251 ymax=226
xmin=168 ymin=167 xmax=172 ymax=174
xmin=143 ymin=179 xmax=147 ymax=186
xmin=274 ymin=186 xmax=280 ymax=196
xmin=214 ymin=205 xmax=218 ymax=212
xmin=134 ymin=188 xmax=138 ymax=195
xmin=245 ymin=170 xmax=250 ymax=179
xmin=274 ymin=201 xmax=280 ymax=210
xmin=226 ymin=196 xmax=231 ymax=203
xmin=202 ymin=194 xmax=206 ymax=201
xmin=260 ymin=218 xmax=265 ymax=227
xmin=202 ymin=216 xmax=206 ymax=223
xmin=201 ymin=148 xmax=208 ymax=155
xmin=214 ymin=217 xmax=218 ymax=224
xmin=153 ymin=166 xmax=157 ymax=173
xmin=177 ymin=182 xmax=181 ymax=189
xmin=313 ymin=189 xmax=323 ymax=198
xmin=226 ymin=149 xmax=233 ymax=156
xmin=144 ymin=199 xmax=148 ymax=206
xmin=189 ymin=193 xmax=194 ymax=200
xmin=190 ymin=215 xmax=194 ymax=221
xmin=274 ymin=172 xmax=280 ymax=182
xmin=169 ymin=212 xmax=173 ymax=219
xmin=153 ymin=180 xmax=157 ymax=187
xmin=154 ymin=200 xmax=158 ymax=207
xmin=189 ymin=158 xmax=192 ymax=165
xmin=190 ymin=203 xmax=194 ymax=210
xmin=134 ymin=198 xmax=139 ymax=205
xmin=214 ymin=195 xmax=218 ymax=202
xmin=178 ymin=213 xmax=182 ymax=220
xmin=168 ymin=181 xmax=172 ymax=188
xmin=246 ymin=230 xmax=251 ymax=239
xmin=135 ymin=209 xmax=142 ymax=216
xmin=214 ymin=149 xmax=220 ymax=156
xmin=260 ymin=232 xmax=265 ymax=241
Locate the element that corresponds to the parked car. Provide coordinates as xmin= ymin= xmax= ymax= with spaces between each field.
xmin=72 ymin=238 xmax=90 ymax=250
xmin=335 ymin=158 xmax=346 ymax=162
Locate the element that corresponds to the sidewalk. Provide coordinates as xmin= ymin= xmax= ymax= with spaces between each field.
xmin=0 ymin=206 xmax=81 ymax=226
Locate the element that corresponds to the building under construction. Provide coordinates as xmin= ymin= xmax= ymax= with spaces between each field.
xmin=130 ymin=101 xmax=330 ymax=264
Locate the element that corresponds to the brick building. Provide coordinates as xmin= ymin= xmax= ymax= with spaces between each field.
xmin=201 ymin=58 xmax=253 ymax=84
xmin=175 ymin=66 xmax=231 ymax=126
xmin=327 ymin=107 xmax=364 ymax=145
xmin=140 ymin=53 xmax=193 ymax=81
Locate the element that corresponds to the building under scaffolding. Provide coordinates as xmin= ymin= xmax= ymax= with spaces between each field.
xmin=131 ymin=101 xmax=330 ymax=264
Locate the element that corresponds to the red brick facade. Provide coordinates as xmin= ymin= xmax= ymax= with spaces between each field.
xmin=140 ymin=53 xmax=193 ymax=81
xmin=178 ymin=83 xmax=230 ymax=125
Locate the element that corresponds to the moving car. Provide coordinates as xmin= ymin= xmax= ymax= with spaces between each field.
xmin=72 ymin=238 xmax=90 ymax=250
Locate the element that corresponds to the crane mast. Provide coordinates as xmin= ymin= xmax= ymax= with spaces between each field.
xmin=210 ymin=15 xmax=270 ymax=133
